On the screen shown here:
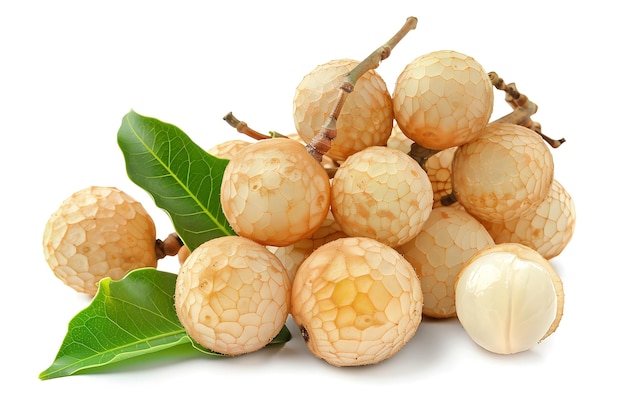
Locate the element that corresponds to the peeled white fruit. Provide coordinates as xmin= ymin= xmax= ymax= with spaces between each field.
xmin=454 ymin=243 xmax=564 ymax=354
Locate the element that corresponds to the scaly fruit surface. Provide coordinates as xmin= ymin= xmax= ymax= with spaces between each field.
xmin=290 ymin=236 xmax=423 ymax=366
xmin=451 ymin=122 xmax=554 ymax=223
xmin=396 ymin=205 xmax=494 ymax=318
xmin=175 ymin=236 xmax=291 ymax=356
xmin=269 ymin=209 xmax=347 ymax=283
xmin=207 ymin=139 xmax=252 ymax=160
xmin=293 ymin=58 xmax=394 ymax=162
xmin=393 ymin=50 xmax=494 ymax=150
xmin=480 ymin=179 xmax=575 ymax=259
xmin=220 ymin=137 xmax=331 ymax=247
xmin=42 ymin=186 xmax=157 ymax=296
xmin=330 ymin=146 xmax=433 ymax=247
xmin=386 ymin=123 xmax=458 ymax=208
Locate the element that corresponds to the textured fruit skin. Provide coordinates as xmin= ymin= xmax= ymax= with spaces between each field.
xmin=290 ymin=237 xmax=423 ymax=366
xmin=207 ymin=139 xmax=252 ymax=160
xmin=397 ymin=206 xmax=494 ymax=318
xmin=451 ymin=123 xmax=554 ymax=223
xmin=331 ymin=146 xmax=433 ymax=247
xmin=454 ymin=243 xmax=563 ymax=354
xmin=220 ymin=138 xmax=331 ymax=247
xmin=175 ymin=236 xmax=291 ymax=356
xmin=293 ymin=58 xmax=393 ymax=162
xmin=386 ymin=123 xmax=458 ymax=208
xmin=392 ymin=50 xmax=494 ymax=150
xmin=42 ymin=186 xmax=157 ymax=296
xmin=269 ymin=210 xmax=347 ymax=283
xmin=425 ymin=147 xmax=457 ymax=208
xmin=480 ymin=179 xmax=575 ymax=260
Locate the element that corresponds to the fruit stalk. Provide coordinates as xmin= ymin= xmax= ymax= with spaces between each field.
xmin=489 ymin=72 xmax=565 ymax=148
xmin=223 ymin=112 xmax=277 ymax=140
xmin=306 ymin=16 xmax=418 ymax=162
xmin=155 ymin=232 xmax=184 ymax=259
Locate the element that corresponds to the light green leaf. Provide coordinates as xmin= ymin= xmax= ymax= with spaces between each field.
xmin=39 ymin=268 xmax=292 ymax=379
xmin=39 ymin=268 xmax=200 ymax=380
xmin=117 ymin=110 xmax=235 ymax=251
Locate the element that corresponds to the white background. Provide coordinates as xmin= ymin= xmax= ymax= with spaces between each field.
xmin=2 ymin=1 xmax=623 ymax=415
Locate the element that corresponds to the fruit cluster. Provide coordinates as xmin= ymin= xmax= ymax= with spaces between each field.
xmin=42 ymin=17 xmax=574 ymax=370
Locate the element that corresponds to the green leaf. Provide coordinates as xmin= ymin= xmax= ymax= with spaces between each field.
xmin=270 ymin=323 xmax=292 ymax=344
xmin=117 ymin=110 xmax=235 ymax=251
xmin=39 ymin=268 xmax=196 ymax=380
xmin=39 ymin=268 xmax=292 ymax=379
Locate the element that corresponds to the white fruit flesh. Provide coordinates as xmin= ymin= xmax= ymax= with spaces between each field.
xmin=455 ymin=243 xmax=561 ymax=354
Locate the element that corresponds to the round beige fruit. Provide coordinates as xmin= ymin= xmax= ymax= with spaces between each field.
xmin=293 ymin=58 xmax=394 ymax=162
xmin=330 ymin=146 xmax=433 ymax=247
xmin=393 ymin=50 xmax=494 ymax=150
xmin=480 ymin=179 xmax=576 ymax=260
xmin=175 ymin=236 xmax=291 ymax=356
xmin=42 ymin=186 xmax=157 ymax=296
xmin=396 ymin=205 xmax=494 ymax=318
xmin=451 ymin=123 xmax=554 ymax=223
xmin=290 ymin=236 xmax=423 ymax=366
xmin=220 ymin=137 xmax=331 ymax=247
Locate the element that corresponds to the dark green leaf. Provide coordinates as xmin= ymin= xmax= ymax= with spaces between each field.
xmin=270 ymin=323 xmax=292 ymax=344
xmin=117 ymin=110 xmax=235 ymax=251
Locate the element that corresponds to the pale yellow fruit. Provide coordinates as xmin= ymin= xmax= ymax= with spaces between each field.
xmin=454 ymin=243 xmax=564 ymax=354
xmin=293 ymin=58 xmax=394 ymax=162
xmin=175 ymin=236 xmax=291 ymax=356
xmin=451 ymin=123 xmax=554 ymax=223
xmin=290 ymin=236 xmax=423 ymax=366
xmin=330 ymin=146 xmax=433 ymax=247
xmin=396 ymin=206 xmax=494 ymax=318
xmin=393 ymin=50 xmax=494 ymax=150
xmin=220 ymin=137 xmax=331 ymax=247
xmin=42 ymin=186 xmax=157 ymax=296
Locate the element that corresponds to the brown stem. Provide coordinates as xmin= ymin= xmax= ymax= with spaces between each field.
xmin=223 ymin=112 xmax=284 ymax=140
xmin=306 ymin=16 xmax=418 ymax=162
xmin=489 ymin=72 xmax=565 ymax=148
xmin=408 ymin=142 xmax=440 ymax=172
xmin=155 ymin=233 xmax=184 ymax=260
xmin=440 ymin=192 xmax=458 ymax=207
